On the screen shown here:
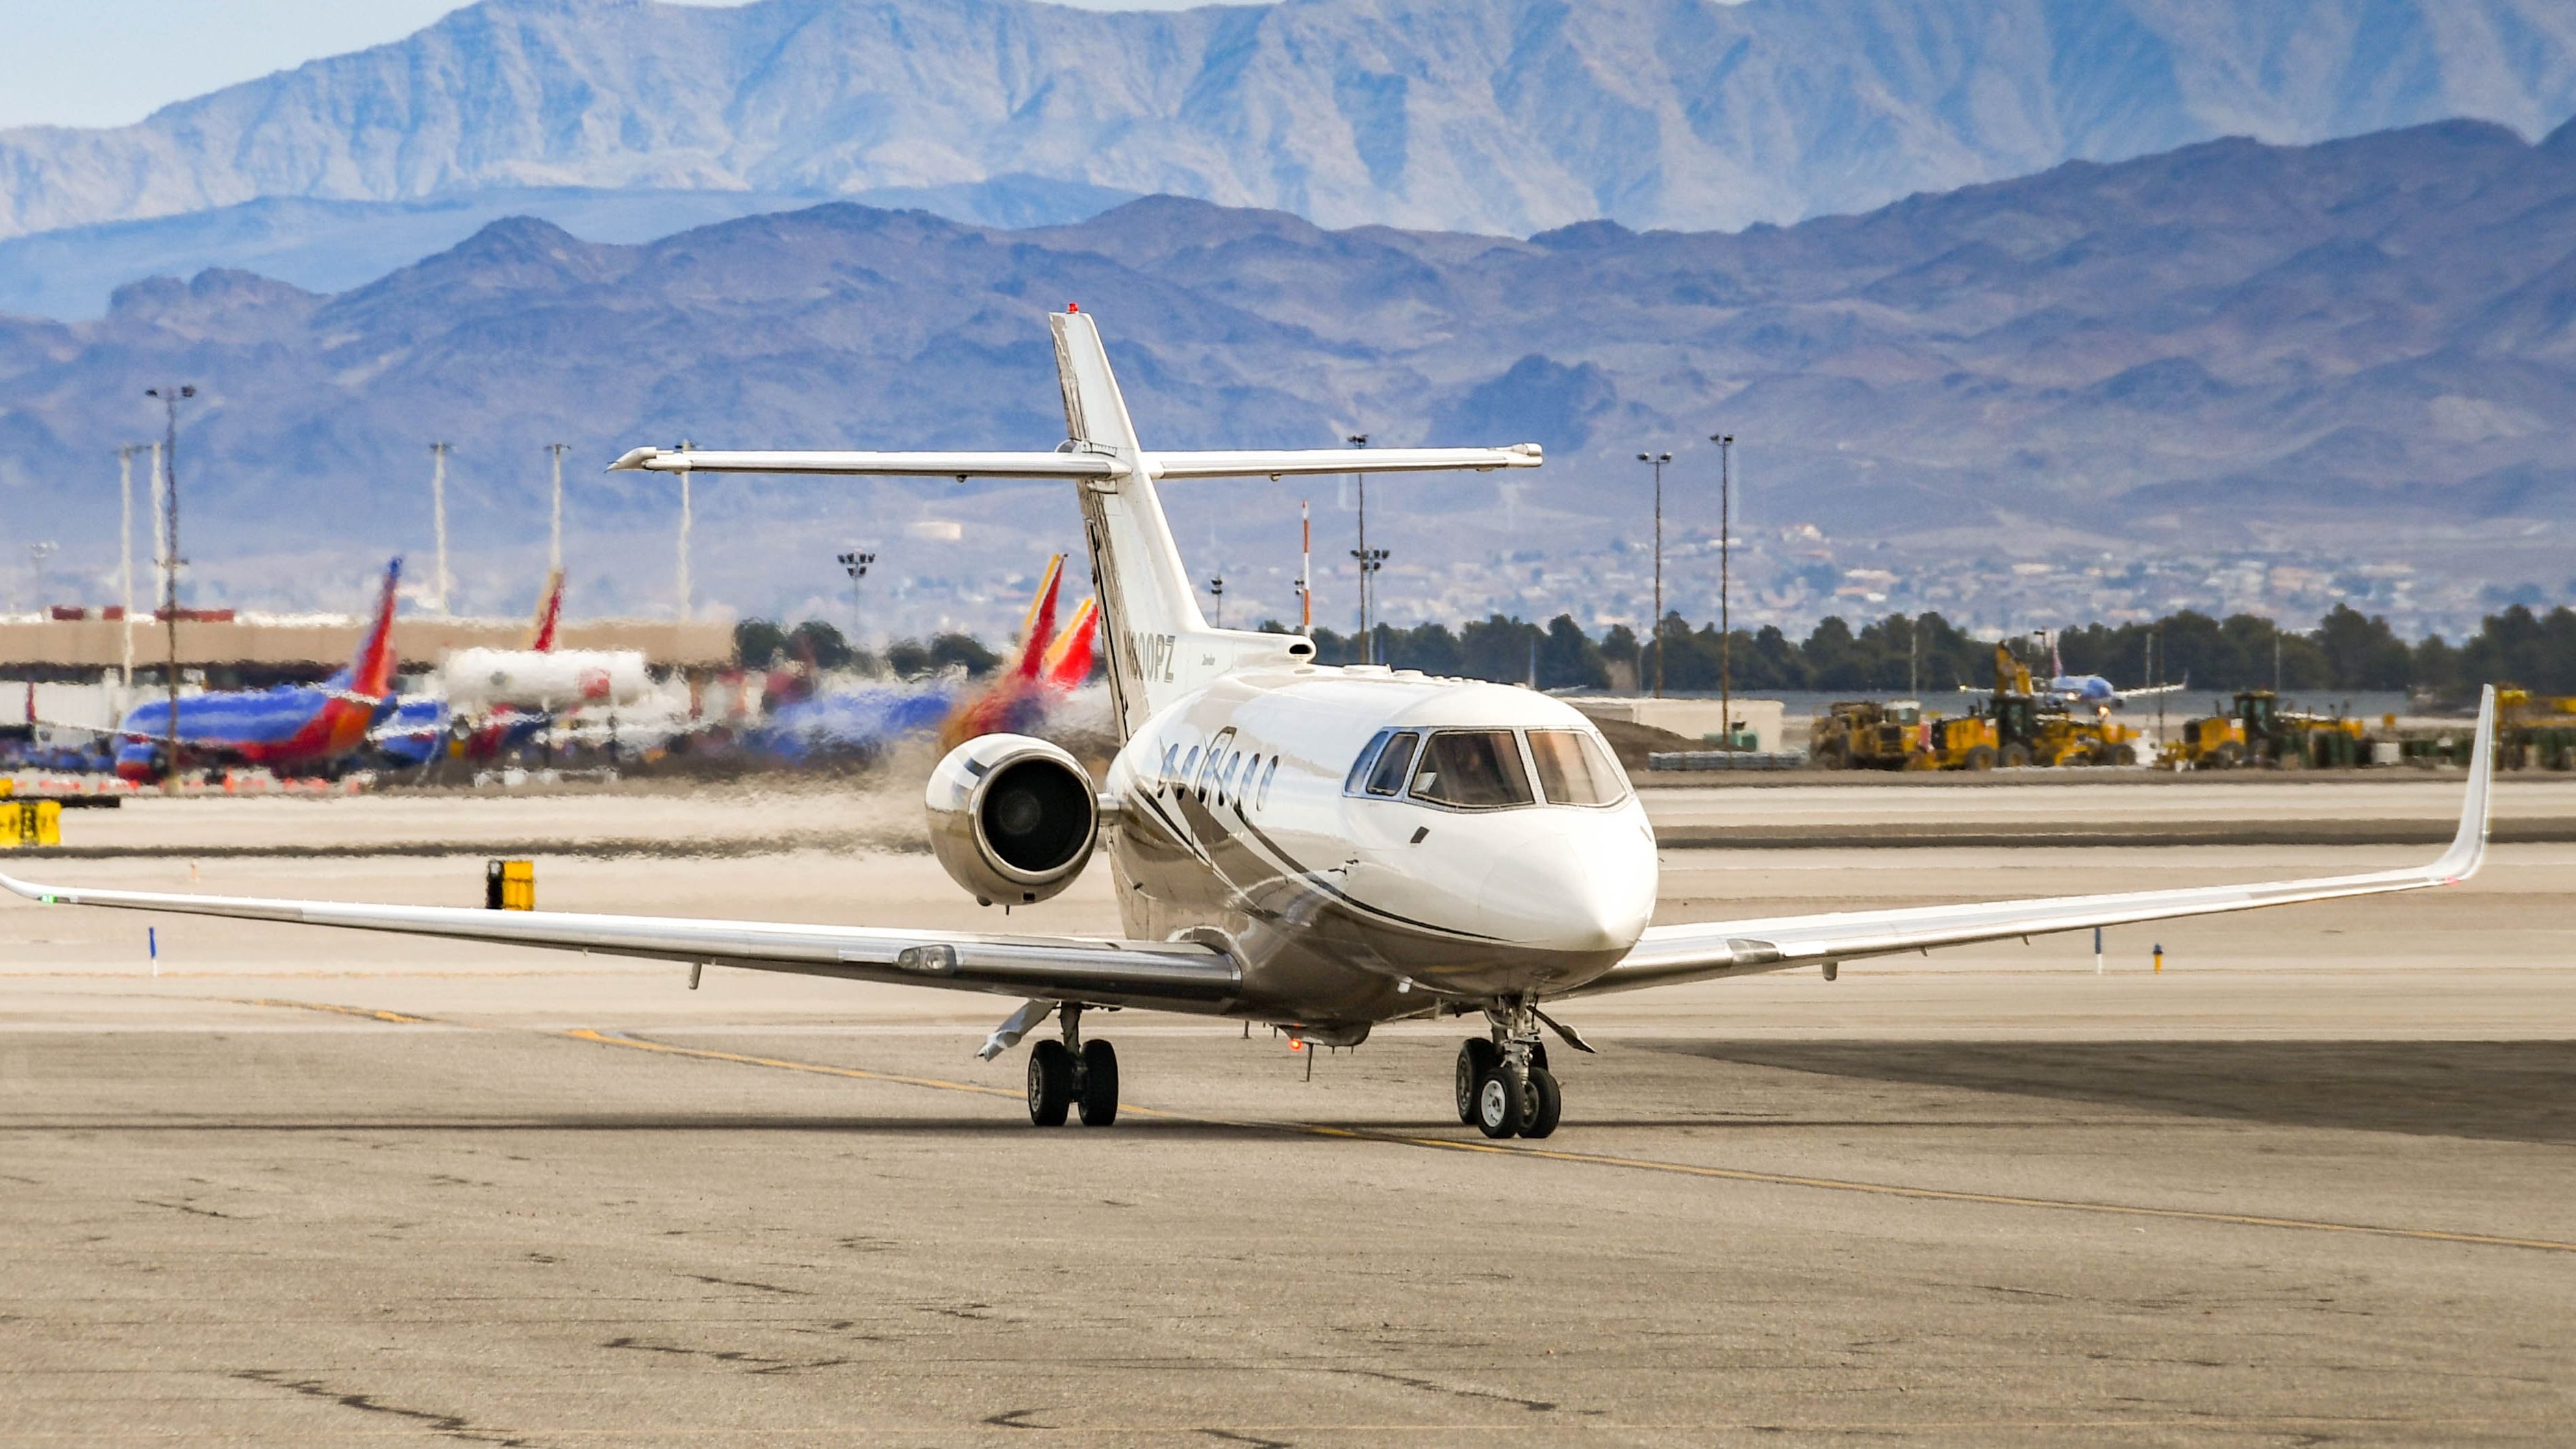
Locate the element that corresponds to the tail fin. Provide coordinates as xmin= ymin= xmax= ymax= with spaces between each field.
xmin=1051 ymin=310 xmax=1259 ymax=734
xmin=528 ymin=568 xmax=564 ymax=653
xmin=348 ymin=558 xmax=403 ymax=700
xmin=1013 ymin=556 xmax=1065 ymax=683
xmin=1040 ymin=597 xmax=1097 ymax=690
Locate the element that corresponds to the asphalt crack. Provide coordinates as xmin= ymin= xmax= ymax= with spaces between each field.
xmin=231 ymin=1370 xmax=535 ymax=1446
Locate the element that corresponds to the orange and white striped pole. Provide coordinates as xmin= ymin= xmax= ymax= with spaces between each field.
xmin=1299 ymin=500 xmax=1311 ymax=632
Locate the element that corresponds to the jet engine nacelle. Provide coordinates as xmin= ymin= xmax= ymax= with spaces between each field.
xmin=924 ymin=733 xmax=1098 ymax=906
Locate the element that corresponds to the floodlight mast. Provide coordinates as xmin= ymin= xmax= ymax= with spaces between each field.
xmin=115 ymin=444 xmax=148 ymax=691
xmin=1638 ymin=451 xmax=1671 ymax=698
xmin=427 ymin=442 xmax=453 ymax=614
xmin=144 ymin=385 xmax=194 ymax=792
xmin=1713 ymin=433 xmax=1734 ymax=744
xmin=545 ymin=443 xmax=570 ymax=576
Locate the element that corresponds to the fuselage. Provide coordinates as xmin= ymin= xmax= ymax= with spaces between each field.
xmin=114 ymin=683 xmax=388 ymax=781
xmin=1098 ymin=664 xmax=1657 ymax=1033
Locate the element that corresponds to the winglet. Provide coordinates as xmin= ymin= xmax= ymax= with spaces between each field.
xmin=2433 ymin=685 xmax=2497 ymax=883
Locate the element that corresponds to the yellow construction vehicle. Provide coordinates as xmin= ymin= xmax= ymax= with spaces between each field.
xmin=2162 ymin=690 xmax=2364 ymax=768
xmin=1809 ymin=699 xmax=1927 ymax=770
xmin=2498 ymin=687 xmax=2576 ymax=770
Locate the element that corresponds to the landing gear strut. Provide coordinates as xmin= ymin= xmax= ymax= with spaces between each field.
xmin=1026 ymin=1003 xmax=1119 ymax=1128
xmin=1456 ymin=997 xmax=1560 ymax=1140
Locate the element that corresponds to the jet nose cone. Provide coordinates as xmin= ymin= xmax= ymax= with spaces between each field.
xmin=1478 ymin=828 xmax=1656 ymax=954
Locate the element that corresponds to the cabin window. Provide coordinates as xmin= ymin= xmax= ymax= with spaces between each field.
xmin=1527 ymin=729 xmax=1628 ymax=806
xmin=1363 ymin=732 xmax=1417 ymax=796
xmin=1259 ymin=756 xmax=1280 ymax=809
xmin=1410 ymin=729 xmax=1535 ymax=809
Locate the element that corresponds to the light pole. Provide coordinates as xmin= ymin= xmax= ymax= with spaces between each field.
xmin=1712 ymin=433 xmax=1734 ymax=740
xmin=1637 ymin=451 xmax=1670 ymax=698
xmin=116 ymin=444 xmax=149 ymax=691
xmin=427 ymin=442 xmax=453 ymax=613
xmin=837 ymin=549 xmax=874 ymax=658
xmin=145 ymin=384 xmax=194 ymax=792
xmin=1207 ymin=575 xmax=1225 ymax=629
xmin=22 ymin=540 xmax=56 ymax=614
xmin=1296 ymin=499 xmax=1311 ymax=633
xmin=1346 ymin=434 xmax=1387 ymax=663
xmin=545 ymin=442 xmax=569 ymax=577
xmin=674 ymin=440 xmax=694 ymax=622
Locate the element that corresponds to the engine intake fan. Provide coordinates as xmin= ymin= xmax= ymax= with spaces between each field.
xmin=924 ymin=733 xmax=1099 ymax=906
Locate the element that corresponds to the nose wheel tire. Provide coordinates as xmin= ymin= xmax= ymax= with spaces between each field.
xmin=1027 ymin=1040 xmax=1074 ymax=1126
xmin=1455 ymin=1039 xmax=1502 ymax=1124
xmin=1521 ymin=1066 xmax=1562 ymax=1139
xmin=1474 ymin=1066 xmax=1526 ymax=1139
xmin=1077 ymin=1040 xmax=1120 ymax=1126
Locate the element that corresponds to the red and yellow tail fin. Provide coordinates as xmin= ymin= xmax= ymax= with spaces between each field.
xmin=1039 ymin=597 xmax=1097 ymax=690
xmin=528 ymin=569 xmax=565 ymax=652
xmin=1012 ymin=555 xmax=1065 ymax=681
xmin=348 ymin=558 xmax=403 ymax=700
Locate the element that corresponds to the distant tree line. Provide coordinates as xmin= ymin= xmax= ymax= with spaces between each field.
xmin=1283 ymin=603 xmax=2576 ymax=700
xmin=731 ymin=603 xmax=2576 ymax=699
xmin=733 ymin=618 xmax=1001 ymax=679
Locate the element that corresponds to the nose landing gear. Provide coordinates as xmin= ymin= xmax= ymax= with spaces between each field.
xmin=1026 ymin=1003 xmax=1120 ymax=1127
xmin=1456 ymin=998 xmax=1561 ymax=1139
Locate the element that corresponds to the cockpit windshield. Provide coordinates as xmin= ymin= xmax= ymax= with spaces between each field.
xmin=1345 ymin=726 xmax=1630 ymax=809
xmin=1410 ymin=730 xmax=1535 ymax=809
xmin=1526 ymin=729 xmax=1626 ymax=806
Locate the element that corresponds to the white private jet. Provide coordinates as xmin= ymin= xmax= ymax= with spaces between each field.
xmin=0 ymin=309 xmax=2497 ymax=1140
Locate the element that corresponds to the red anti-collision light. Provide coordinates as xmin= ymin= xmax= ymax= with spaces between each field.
xmin=1067 ymin=303 xmax=1079 ymax=313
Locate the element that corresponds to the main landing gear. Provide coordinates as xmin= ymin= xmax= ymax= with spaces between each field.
xmin=1027 ymin=1003 xmax=1119 ymax=1127
xmin=1454 ymin=998 xmax=1561 ymax=1139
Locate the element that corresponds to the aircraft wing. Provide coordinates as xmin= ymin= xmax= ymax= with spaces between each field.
xmin=1572 ymin=687 xmax=2497 ymax=998
xmin=2114 ymin=682 xmax=2190 ymax=700
xmin=0 ymin=870 xmax=1244 ymax=1012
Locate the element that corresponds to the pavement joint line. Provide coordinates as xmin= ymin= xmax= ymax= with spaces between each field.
xmin=566 ymin=1028 xmax=2576 ymax=1257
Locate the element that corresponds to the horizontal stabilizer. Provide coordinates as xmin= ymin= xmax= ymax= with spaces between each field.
xmin=607 ymin=447 xmax=1112 ymax=479
xmin=1154 ymin=445 xmax=1540 ymax=479
xmin=604 ymin=444 xmax=1541 ymax=482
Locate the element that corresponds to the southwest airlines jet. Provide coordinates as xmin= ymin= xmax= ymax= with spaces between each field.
xmin=110 ymin=559 xmax=403 ymax=782
xmin=1 ymin=312 xmax=2495 ymax=1139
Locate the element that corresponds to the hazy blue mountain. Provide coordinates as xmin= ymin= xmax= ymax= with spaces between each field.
xmin=1 ymin=0 xmax=2571 ymax=251
xmin=0 ymin=177 xmax=1136 ymax=319
xmin=1 ymin=119 xmax=2571 ymax=633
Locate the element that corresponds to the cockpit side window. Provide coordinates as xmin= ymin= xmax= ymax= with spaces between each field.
xmin=1362 ymin=732 xmax=1418 ymax=796
xmin=1411 ymin=729 xmax=1535 ymax=809
xmin=1528 ymin=729 xmax=1629 ymax=806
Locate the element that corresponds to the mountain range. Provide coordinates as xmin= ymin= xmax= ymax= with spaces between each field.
xmin=2 ymin=0 xmax=2573 ymax=303
xmin=1 ymin=116 xmax=2569 ymax=635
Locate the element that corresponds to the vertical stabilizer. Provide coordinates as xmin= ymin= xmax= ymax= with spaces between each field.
xmin=1013 ymin=555 xmax=1066 ymax=683
xmin=528 ymin=569 xmax=564 ymax=653
xmin=1050 ymin=310 xmax=1226 ymax=736
xmin=347 ymin=559 xmax=403 ymax=700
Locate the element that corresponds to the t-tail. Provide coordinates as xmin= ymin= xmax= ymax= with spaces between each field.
xmin=604 ymin=306 xmax=1543 ymax=738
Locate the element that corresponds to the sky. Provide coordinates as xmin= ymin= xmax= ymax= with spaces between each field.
xmin=0 ymin=0 xmax=1207 ymax=131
